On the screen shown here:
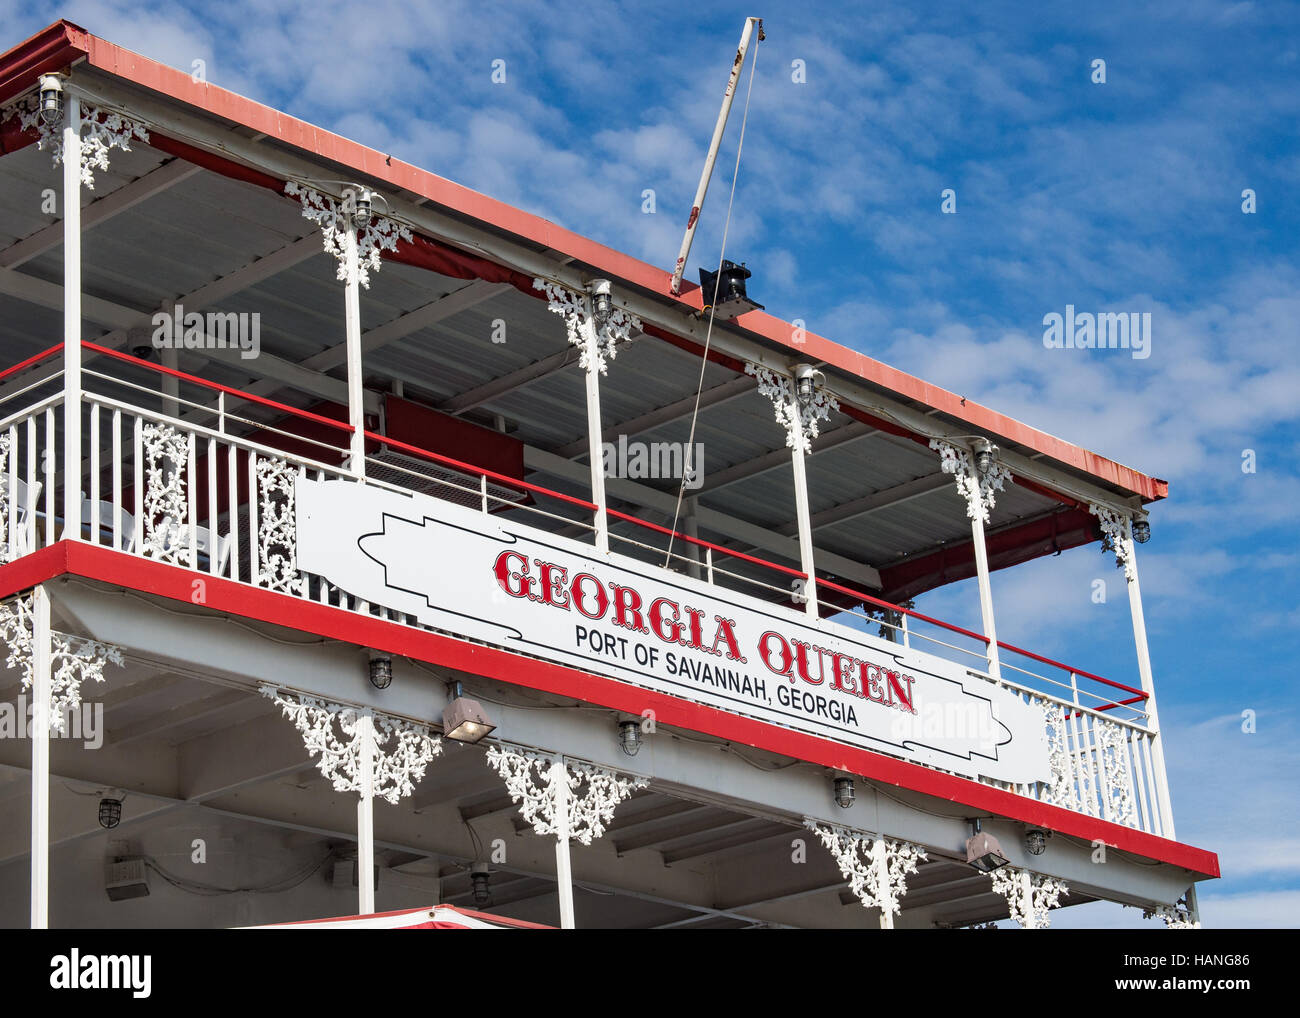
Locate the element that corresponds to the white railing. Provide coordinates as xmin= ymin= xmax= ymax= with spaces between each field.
xmin=0 ymin=349 xmax=1173 ymax=838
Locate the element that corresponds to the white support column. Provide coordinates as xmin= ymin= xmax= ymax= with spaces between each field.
xmin=551 ymin=757 xmax=576 ymax=929
xmin=343 ymin=224 xmax=366 ymax=479
xmin=745 ymin=364 xmax=838 ymax=619
xmin=580 ymin=296 xmax=609 ymax=555
xmin=789 ymin=434 xmax=819 ymax=619
xmin=30 ymin=584 xmax=51 ymax=929
xmin=1119 ymin=529 xmax=1175 ymax=838
xmin=931 ymin=439 xmax=1010 ymax=678
xmin=533 ymin=279 xmax=639 ymax=557
xmin=356 ymin=710 xmax=376 ymax=914
xmin=62 ymin=93 xmax=82 ymax=539
xmin=486 ymin=743 xmax=646 ymax=931
xmin=970 ymin=510 xmax=1001 ymax=677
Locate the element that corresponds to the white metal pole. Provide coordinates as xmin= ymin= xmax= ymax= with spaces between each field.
xmin=969 ymin=510 xmax=1001 ymax=677
xmin=552 ymin=757 xmax=576 ymax=929
xmin=344 ymin=223 xmax=366 ymax=479
xmin=789 ymin=426 xmax=818 ymax=618
xmin=31 ymin=584 xmax=52 ymax=928
xmin=62 ymin=93 xmax=82 ymax=539
xmin=356 ymin=711 xmax=376 ymax=914
xmin=1122 ymin=533 xmax=1175 ymax=838
xmin=582 ymin=299 xmax=609 ymax=555
xmin=670 ymin=17 xmax=760 ymax=296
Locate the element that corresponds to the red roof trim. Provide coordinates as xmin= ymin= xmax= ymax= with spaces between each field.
xmin=0 ymin=543 xmax=1218 ymax=879
xmin=0 ymin=20 xmax=1167 ymax=503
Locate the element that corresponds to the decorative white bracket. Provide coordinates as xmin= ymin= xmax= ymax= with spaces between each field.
xmin=1144 ymin=901 xmax=1200 ymax=929
xmin=2 ymin=95 xmax=149 ymax=191
xmin=930 ymin=438 xmax=1011 ymax=524
xmin=0 ymin=595 xmax=123 ymax=733
xmin=259 ymin=685 xmax=441 ymax=804
xmin=284 ymin=181 xmax=412 ymax=289
xmin=804 ymin=819 xmax=926 ymax=926
xmin=745 ymin=363 xmax=838 ymax=455
xmin=533 ymin=279 xmax=640 ymax=376
xmin=1090 ymin=503 xmax=1137 ymax=582
xmin=988 ymin=865 xmax=1069 ymax=928
xmin=485 ymin=742 xmax=647 ymax=845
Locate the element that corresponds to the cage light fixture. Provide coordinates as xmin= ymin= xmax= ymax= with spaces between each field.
xmin=833 ymin=776 xmax=855 ymax=809
xmin=618 ymin=719 xmax=642 ymax=757
xmin=793 ymin=363 xmax=826 ymax=407
xmin=1025 ymin=827 xmax=1049 ymax=856
xmin=442 ymin=681 xmax=495 ymax=744
xmin=973 ymin=438 xmax=995 ymax=475
xmin=1132 ymin=518 xmax=1151 ymax=544
xmin=588 ymin=278 xmax=614 ymax=327
xmin=98 ymin=796 xmax=123 ymax=830
xmin=368 ymin=651 xmax=393 ymax=690
xmin=38 ymin=73 xmax=64 ymax=124
xmin=965 ymin=819 xmax=1009 ymax=872
xmin=470 ymin=861 xmax=492 ymax=906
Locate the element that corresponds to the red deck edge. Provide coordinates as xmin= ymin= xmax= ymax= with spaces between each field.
xmin=0 ymin=542 xmax=1218 ymax=879
xmin=0 ymin=19 xmax=1167 ymax=504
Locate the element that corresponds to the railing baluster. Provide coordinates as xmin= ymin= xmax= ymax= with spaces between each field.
xmin=706 ymin=547 xmax=714 ymax=585
xmin=132 ymin=416 xmax=143 ymax=555
xmin=186 ymin=432 xmax=197 ymax=568
xmin=480 ymin=473 xmax=488 ymax=514
xmin=44 ymin=408 xmax=54 ymax=546
xmin=25 ymin=415 xmax=37 ymax=553
xmin=1128 ymin=728 xmax=1153 ymax=833
xmin=111 ymin=408 xmax=122 ymax=551
xmin=88 ymin=404 xmax=100 ymax=545
xmin=226 ymin=444 xmax=240 ymax=582
xmin=248 ymin=451 xmax=259 ymax=584
xmin=207 ymin=437 xmax=218 ymax=576
xmin=6 ymin=424 xmax=17 ymax=559
xmin=1140 ymin=732 xmax=1162 ymax=837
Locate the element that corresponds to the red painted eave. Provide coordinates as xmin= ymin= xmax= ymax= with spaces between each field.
xmin=0 ymin=20 xmax=1168 ymax=504
xmin=0 ymin=20 xmax=90 ymax=105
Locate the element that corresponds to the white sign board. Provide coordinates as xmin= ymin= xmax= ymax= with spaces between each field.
xmin=296 ymin=478 xmax=1050 ymax=785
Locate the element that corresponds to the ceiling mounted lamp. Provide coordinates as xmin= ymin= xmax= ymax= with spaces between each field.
xmin=368 ymin=651 xmax=393 ymax=690
xmin=965 ymin=819 xmax=1009 ymax=872
xmin=1132 ymin=518 xmax=1151 ymax=544
xmin=343 ymin=186 xmax=373 ymax=229
xmin=38 ymin=73 xmax=64 ymax=124
xmin=1025 ymin=827 xmax=1049 ymax=856
xmin=618 ymin=719 xmax=642 ymax=757
xmin=833 ymin=776 xmax=855 ymax=809
xmin=470 ymin=861 xmax=492 ymax=906
xmin=793 ymin=363 xmax=827 ymax=407
xmin=442 ymin=681 xmax=495 ymax=744
xmin=973 ymin=438 xmax=995 ymax=475
xmin=588 ymin=278 xmax=614 ymax=328
xmin=98 ymin=796 xmax=123 ymax=830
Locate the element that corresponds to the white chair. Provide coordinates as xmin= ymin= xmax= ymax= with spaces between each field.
xmin=81 ymin=497 xmax=137 ymax=553
xmin=158 ymin=516 xmax=232 ymax=576
xmin=4 ymin=477 xmax=42 ymax=556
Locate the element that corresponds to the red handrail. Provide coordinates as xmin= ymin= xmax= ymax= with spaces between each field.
xmin=818 ymin=576 xmax=991 ymax=645
xmin=0 ymin=342 xmax=63 ymax=384
xmin=81 ymin=341 xmax=356 ymax=435
xmin=60 ymin=340 xmax=1137 ymax=702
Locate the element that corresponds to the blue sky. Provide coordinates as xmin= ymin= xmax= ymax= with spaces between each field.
xmin=6 ymin=0 xmax=1296 ymax=926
